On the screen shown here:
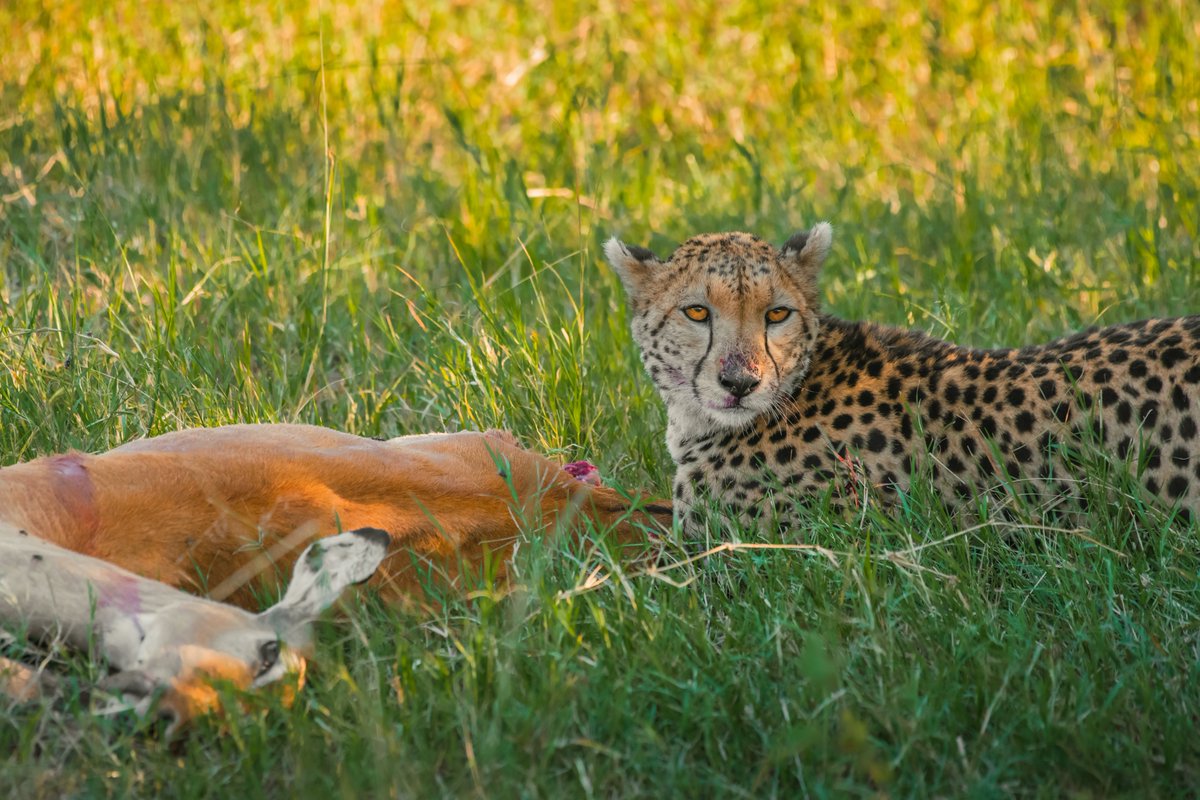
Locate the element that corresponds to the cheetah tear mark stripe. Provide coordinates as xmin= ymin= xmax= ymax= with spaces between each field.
xmin=691 ymin=318 xmax=715 ymax=408
xmin=763 ymin=328 xmax=782 ymax=392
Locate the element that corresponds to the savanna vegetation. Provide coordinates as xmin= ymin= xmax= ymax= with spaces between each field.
xmin=1 ymin=1 xmax=1198 ymax=795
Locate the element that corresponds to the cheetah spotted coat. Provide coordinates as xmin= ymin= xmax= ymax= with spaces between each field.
xmin=606 ymin=227 xmax=1200 ymax=535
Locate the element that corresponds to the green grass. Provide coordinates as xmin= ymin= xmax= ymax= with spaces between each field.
xmin=2 ymin=0 xmax=1200 ymax=795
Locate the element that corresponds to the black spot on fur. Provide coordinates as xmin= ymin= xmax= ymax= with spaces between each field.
xmin=1172 ymin=384 xmax=1189 ymax=411
xmin=1140 ymin=401 xmax=1160 ymax=429
xmin=1162 ymin=348 xmax=1188 ymax=369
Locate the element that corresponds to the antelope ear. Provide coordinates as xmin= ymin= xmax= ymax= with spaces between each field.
xmin=258 ymin=528 xmax=390 ymax=636
xmin=780 ymin=222 xmax=833 ymax=305
xmin=604 ymin=237 xmax=661 ymax=301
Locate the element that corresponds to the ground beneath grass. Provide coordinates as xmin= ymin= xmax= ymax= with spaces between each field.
xmin=2 ymin=1 xmax=1199 ymax=796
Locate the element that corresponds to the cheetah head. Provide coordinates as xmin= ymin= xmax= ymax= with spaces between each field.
xmin=606 ymin=225 xmax=832 ymax=431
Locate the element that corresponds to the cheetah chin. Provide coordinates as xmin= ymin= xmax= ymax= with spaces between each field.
xmin=607 ymin=225 xmax=1200 ymax=536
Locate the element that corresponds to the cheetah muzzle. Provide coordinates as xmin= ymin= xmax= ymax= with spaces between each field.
xmin=607 ymin=226 xmax=1200 ymax=535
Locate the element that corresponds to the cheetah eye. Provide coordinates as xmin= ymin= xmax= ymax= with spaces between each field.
xmin=683 ymin=305 xmax=710 ymax=323
xmin=766 ymin=307 xmax=792 ymax=324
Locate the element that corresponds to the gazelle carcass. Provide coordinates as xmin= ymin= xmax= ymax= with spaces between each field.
xmin=0 ymin=424 xmax=669 ymax=730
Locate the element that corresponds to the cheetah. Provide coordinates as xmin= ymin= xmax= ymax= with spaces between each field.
xmin=605 ymin=225 xmax=1200 ymax=534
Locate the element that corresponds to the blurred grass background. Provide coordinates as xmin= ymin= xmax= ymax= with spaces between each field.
xmin=1 ymin=1 xmax=1199 ymax=796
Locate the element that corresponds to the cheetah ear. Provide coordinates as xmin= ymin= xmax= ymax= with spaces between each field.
xmin=604 ymin=237 xmax=661 ymax=301
xmin=780 ymin=222 xmax=833 ymax=304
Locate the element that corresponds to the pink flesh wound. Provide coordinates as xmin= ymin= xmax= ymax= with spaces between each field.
xmin=563 ymin=460 xmax=602 ymax=486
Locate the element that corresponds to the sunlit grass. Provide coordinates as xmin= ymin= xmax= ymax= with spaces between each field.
xmin=2 ymin=0 xmax=1199 ymax=795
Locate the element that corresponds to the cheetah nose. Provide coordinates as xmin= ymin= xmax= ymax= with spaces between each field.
xmin=719 ymin=372 xmax=761 ymax=398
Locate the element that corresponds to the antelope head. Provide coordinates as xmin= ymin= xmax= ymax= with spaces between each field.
xmin=1 ymin=526 xmax=390 ymax=732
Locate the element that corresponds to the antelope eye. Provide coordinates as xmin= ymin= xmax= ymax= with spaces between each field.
xmin=257 ymin=639 xmax=281 ymax=677
xmin=766 ymin=307 xmax=792 ymax=324
xmin=683 ymin=305 xmax=710 ymax=322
